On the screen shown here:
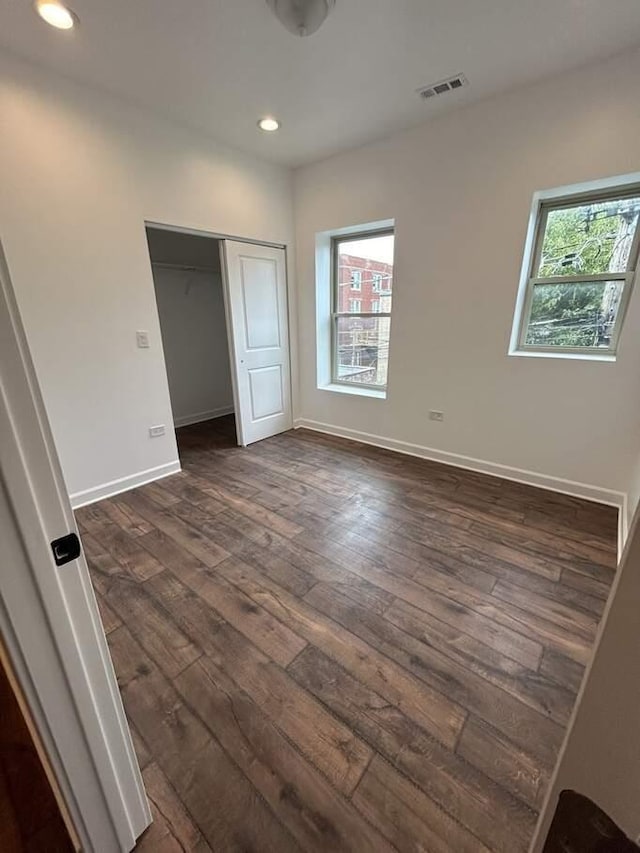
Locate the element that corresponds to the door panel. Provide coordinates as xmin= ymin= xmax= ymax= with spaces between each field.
xmin=248 ymin=365 xmax=284 ymax=420
xmin=240 ymin=257 xmax=281 ymax=349
xmin=222 ymin=242 xmax=292 ymax=445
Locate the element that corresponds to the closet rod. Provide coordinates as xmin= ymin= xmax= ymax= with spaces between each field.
xmin=151 ymin=261 xmax=218 ymax=273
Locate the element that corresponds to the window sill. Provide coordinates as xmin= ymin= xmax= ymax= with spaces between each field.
xmin=319 ymin=383 xmax=387 ymax=400
xmin=508 ymin=349 xmax=616 ymax=363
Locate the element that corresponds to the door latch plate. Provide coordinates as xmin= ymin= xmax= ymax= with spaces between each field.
xmin=50 ymin=532 xmax=81 ymax=566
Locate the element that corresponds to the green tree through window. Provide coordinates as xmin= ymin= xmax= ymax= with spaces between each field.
xmin=518 ymin=190 xmax=640 ymax=352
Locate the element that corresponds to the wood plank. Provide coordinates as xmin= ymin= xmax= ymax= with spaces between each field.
xmin=95 ymin=594 xmax=121 ymax=635
xmin=384 ymin=596 xmax=573 ymax=731
xmin=323 ymin=533 xmax=593 ymax=668
xmin=539 ymin=649 xmax=586 ymax=694
xmin=295 ymin=529 xmax=543 ymax=669
xmin=214 ymin=557 xmax=467 ymax=748
xmin=103 ymin=575 xmax=202 ymax=679
xmin=75 ymin=501 xmax=113 ymax=537
xmin=142 ymin=570 xmax=226 ymax=654
xmin=175 ymin=657 xmax=391 ymax=851
xmin=457 ymin=716 xmax=550 ymax=810
xmin=353 ymin=756 xmax=491 ymax=853
xmin=398 ymin=518 xmax=562 ymax=582
xmin=467 ymin=515 xmax=618 ymax=572
xmin=153 ymin=476 xmax=227 ymax=516
xmin=189 ymin=568 xmax=305 ymax=667
xmin=171 ymin=501 xmax=396 ymax=615
xmin=100 ymin=498 xmax=154 ymax=538
xmin=129 ymin=723 xmax=152 ymax=771
xmin=331 ymin=518 xmax=499 ymax=592
xmin=523 ymin=508 xmax=617 ymax=555
xmin=185 ymin=621 xmax=370 ymax=795
xmin=289 ymin=645 xmax=534 ymax=852
xmin=491 ymin=580 xmax=598 ymax=641
xmin=136 ymin=762 xmax=211 ymax=852
xmin=561 ymin=566 xmax=613 ymax=601
xmin=175 ymin=466 xmax=260 ymax=500
xmin=305 ymin=582 xmax=567 ymax=755
xmin=476 ymin=560 xmax=606 ymax=618
xmin=83 ymin=533 xmax=138 ymax=595
xmin=225 ymin=540 xmax=317 ymax=598
xmin=88 ymin=520 xmax=165 ymax=582
xmin=356 ymin=489 xmax=477 ymax=531
xmin=139 ymin=526 xmax=307 ymax=668
xmin=143 ymin=531 xmax=305 ymax=666
xmin=107 ymin=625 xmax=301 ymax=852
xmin=120 ymin=492 xmax=230 ymax=568
xmin=174 ymin=473 xmax=304 ymax=539
xmin=136 ymin=481 xmax=182 ymax=508
xmin=241 ymin=451 xmax=358 ymax=499
xmin=355 ymin=506 xmax=609 ymax=615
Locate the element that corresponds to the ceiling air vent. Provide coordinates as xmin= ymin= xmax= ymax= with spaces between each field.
xmin=418 ymin=74 xmax=468 ymax=101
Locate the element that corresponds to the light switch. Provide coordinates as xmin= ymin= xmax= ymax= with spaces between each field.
xmin=136 ymin=330 xmax=150 ymax=348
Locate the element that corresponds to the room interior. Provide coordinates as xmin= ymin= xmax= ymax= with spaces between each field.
xmin=2 ymin=2 xmax=640 ymax=852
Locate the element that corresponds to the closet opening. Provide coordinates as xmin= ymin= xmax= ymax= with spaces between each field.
xmin=145 ymin=225 xmax=237 ymax=459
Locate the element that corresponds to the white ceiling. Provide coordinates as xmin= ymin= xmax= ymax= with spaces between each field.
xmin=2 ymin=0 xmax=640 ymax=167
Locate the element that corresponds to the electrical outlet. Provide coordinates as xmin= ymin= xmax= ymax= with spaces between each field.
xmin=429 ymin=410 xmax=444 ymax=422
xmin=149 ymin=425 xmax=165 ymax=438
xmin=136 ymin=330 xmax=150 ymax=348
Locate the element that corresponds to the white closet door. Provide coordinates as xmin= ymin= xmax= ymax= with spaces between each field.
xmin=221 ymin=241 xmax=292 ymax=445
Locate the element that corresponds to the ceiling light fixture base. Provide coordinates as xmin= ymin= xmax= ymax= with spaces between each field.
xmin=266 ymin=0 xmax=336 ymax=37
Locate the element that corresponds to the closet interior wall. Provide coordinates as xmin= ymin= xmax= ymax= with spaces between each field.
xmin=146 ymin=228 xmax=234 ymax=429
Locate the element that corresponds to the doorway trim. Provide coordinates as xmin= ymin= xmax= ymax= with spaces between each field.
xmin=145 ymin=219 xmax=286 ymax=251
xmin=0 ymin=240 xmax=151 ymax=851
xmin=144 ymin=220 xmax=295 ymax=452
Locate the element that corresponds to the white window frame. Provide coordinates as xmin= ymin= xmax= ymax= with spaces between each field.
xmin=372 ymin=273 xmax=382 ymax=292
xmin=332 ymin=227 xmax=394 ymax=391
xmin=349 ymin=298 xmax=362 ymax=313
xmin=371 ymin=299 xmax=381 ymax=313
xmin=510 ymin=176 xmax=640 ymax=361
xmin=350 ymin=269 xmax=362 ymax=290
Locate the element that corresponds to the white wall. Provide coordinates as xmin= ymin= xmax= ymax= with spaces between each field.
xmin=294 ymin=47 xmax=640 ymax=502
xmin=0 ymin=52 xmax=293 ymax=504
xmin=146 ymin=229 xmax=234 ymax=427
xmin=624 ymin=449 xmax=640 ymax=535
xmin=532 ymin=502 xmax=640 ymax=848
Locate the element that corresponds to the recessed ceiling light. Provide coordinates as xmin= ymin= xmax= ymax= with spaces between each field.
xmin=35 ymin=0 xmax=76 ymax=30
xmin=258 ymin=117 xmax=280 ymax=132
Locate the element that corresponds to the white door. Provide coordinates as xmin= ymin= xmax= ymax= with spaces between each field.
xmin=221 ymin=241 xmax=292 ymax=445
xmin=0 ymin=241 xmax=150 ymax=850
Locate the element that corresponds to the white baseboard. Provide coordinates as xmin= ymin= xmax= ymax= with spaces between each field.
xmin=69 ymin=460 xmax=182 ymax=509
xmin=174 ymin=406 xmax=234 ymax=428
xmin=294 ymin=416 xmax=626 ymax=514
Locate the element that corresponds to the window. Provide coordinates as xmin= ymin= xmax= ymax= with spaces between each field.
xmin=372 ymin=273 xmax=382 ymax=292
xmin=350 ymin=270 xmax=362 ymax=290
xmin=512 ymin=185 xmax=640 ymax=357
xmin=333 ymin=229 xmax=394 ymax=389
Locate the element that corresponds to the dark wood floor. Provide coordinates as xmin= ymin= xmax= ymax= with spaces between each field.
xmin=76 ymin=416 xmax=618 ymax=853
